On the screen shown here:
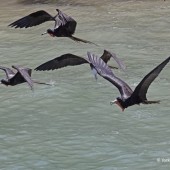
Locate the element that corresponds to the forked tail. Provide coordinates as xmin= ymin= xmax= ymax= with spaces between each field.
xmin=143 ymin=100 xmax=160 ymax=104
xmin=69 ymin=36 xmax=99 ymax=46
xmin=33 ymin=80 xmax=53 ymax=86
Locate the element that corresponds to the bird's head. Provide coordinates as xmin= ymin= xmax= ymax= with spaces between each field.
xmin=47 ymin=29 xmax=55 ymax=37
xmin=110 ymin=97 xmax=125 ymax=112
xmin=1 ymin=79 xmax=9 ymax=86
xmin=42 ymin=29 xmax=55 ymax=37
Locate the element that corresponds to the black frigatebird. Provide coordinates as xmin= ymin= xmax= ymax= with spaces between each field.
xmin=0 ymin=65 xmax=51 ymax=91
xmin=8 ymin=9 xmax=97 ymax=45
xmin=34 ymin=50 xmax=126 ymax=73
xmin=87 ymin=52 xmax=170 ymax=111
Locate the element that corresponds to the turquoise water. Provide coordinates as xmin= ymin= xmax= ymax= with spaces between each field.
xmin=0 ymin=0 xmax=170 ymax=169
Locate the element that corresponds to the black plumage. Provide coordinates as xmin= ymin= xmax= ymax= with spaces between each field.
xmin=87 ymin=52 xmax=170 ymax=111
xmin=9 ymin=10 xmax=54 ymax=28
xmin=0 ymin=65 xmax=52 ymax=91
xmin=34 ymin=50 xmax=125 ymax=71
xmin=8 ymin=9 xmax=75 ymax=31
xmin=9 ymin=9 xmax=96 ymax=45
xmin=0 ymin=65 xmax=33 ymax=90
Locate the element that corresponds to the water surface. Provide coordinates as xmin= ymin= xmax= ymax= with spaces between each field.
xmin=0 ymin=0 xmax=170 ymax=169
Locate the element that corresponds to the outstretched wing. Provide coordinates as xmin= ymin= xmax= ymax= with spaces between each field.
xmin=132 ymin=56 xmax=170 ymax=101
xmin=87 ymin=52 xmax=133 ymax=99
xmin=54 ymin=9 xmax=77 ymax=35
xmin=0 ymin=66 xmax=15 ymax=80
xmin=12 ymin=65 xmax=33 ymax=90
xmin=101 ymin=50 xmax=126 ymax=71
xmin=8 ymin=10 xmax=54 ymax=28
xmin=35 ymin=53 xmax=88 ymax=71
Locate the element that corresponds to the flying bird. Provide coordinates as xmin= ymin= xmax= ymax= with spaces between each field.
xmin=8 ymin=9 xmax=96 ymax=45
xmin=87 ymin=52 xmax=170 ymax=111
xmin=34 ymin=50 xmax=126 ymax=72
xmin=0 ymin=65 xmax=51 ymax=91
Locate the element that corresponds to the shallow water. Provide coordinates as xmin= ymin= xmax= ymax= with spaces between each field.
xmin=0 ymin=0 xmax=170 ymax=169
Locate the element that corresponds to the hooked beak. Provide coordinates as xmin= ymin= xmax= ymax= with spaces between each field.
xmin=41 ymin=32 xmax=47 ymax=35
xmin=110 ymin=99 xmax=124 ymax=112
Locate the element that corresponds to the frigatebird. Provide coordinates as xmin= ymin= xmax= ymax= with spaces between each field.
xmin=0 ymin=65 xmax=51 ymax=91
xmin=34 ymin=50 xmax=126 ymax=72
xmin=8 ymin=9 xmax=96 ymax=45
xmin=87 ymin=52 xmax=170 ymax=111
